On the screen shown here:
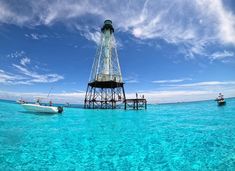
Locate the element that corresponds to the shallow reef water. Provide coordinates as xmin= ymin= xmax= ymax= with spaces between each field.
xmin=0 ymin=98 xmax=235 ymax=170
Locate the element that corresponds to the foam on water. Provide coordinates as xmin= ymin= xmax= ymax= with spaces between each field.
xmin=0 ymin=99 xmax=235 ymax=170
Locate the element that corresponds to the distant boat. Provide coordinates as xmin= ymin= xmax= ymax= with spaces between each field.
xmin=215 ymin=93 xmax=226 ymax=106
xmin=21 ymin=103 xmax=63 ymax=114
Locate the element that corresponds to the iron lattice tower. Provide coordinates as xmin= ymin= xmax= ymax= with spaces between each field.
xmin=84 ymin=20 xmax=126 ymax=109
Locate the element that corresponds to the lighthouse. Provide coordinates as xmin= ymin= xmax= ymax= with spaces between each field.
xmin=84 ymin=20 xmax=126 ymax=109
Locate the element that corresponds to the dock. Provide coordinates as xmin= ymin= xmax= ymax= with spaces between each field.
xmin=124 ymin=98 xmax=147 ymax=110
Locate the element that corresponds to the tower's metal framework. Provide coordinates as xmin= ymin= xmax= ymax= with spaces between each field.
xmin=84 ymin=20 xmax=126 ymax=109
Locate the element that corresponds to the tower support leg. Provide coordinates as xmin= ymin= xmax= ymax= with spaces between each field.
xmin=84 ymin=84 xmax=126 ymax=109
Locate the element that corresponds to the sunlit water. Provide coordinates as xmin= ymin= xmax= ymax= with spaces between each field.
xmin=0 ymin=99 xmax=235 ymax=170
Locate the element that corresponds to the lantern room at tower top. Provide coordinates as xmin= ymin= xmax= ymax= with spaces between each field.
xmin=101 ymin=20 xmax=114 ymax=33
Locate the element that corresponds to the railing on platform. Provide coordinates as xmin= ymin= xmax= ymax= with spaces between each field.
xmin=124 ymin=98 xmax=147 ymax=110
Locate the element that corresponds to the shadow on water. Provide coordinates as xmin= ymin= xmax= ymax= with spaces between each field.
xmin=19 ymin=111 xmax=62 ymax=116
xmin=216 ymin=101 xmax=227 ymax=108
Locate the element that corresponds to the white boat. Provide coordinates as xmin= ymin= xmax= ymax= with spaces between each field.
xmin=21 ymin=103 xmax=63 ymax=114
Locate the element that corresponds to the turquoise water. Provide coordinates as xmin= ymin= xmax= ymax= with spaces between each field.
xmin=0 ymin=99 xmax=235 ymax=170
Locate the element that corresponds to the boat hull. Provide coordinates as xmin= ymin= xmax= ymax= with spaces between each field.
xmin=21 ymin=104 xmax=60 ymax=114
xmin=218 ymin=101 xmax=226 ymax=106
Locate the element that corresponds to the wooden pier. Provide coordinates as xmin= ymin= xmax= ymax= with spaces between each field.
xmin=124 ymin=98 xmax=147 ymax=110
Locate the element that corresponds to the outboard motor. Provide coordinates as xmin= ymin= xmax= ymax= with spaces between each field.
xmin=57 ymin=106 xmax=63 ymax=113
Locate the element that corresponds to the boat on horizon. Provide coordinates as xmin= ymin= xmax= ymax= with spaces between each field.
xmin=215 ymin=93 xmax=226 ymax=106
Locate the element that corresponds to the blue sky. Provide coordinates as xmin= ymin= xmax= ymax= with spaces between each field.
xmin=0 ymin=0 xmax=235 ymax=103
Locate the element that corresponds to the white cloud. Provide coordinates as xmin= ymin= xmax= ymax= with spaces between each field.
xmin=29 ymin=33 xmax=39 ymax=40
xmin=0 ymin=69 xmax=28 ymax=84
xmin=200 ymin=0 xmax=235 ymax=45
xmin=80 ymin=29 xmax=123 ymax=48
xmin=20 ymin=57 xmax=31 ymax=66
xmin=169 ymin=81 xmax=235 ymax=87
xmin=0 ymin=70 xmax=18 ymax=83
xmin=0 ymin=0 xmax=234 ymax=56
xmin=124 ymin=75 xmax=139 ymax=83
xmin=128 ymin=80 xmax=139 ymax=83
xmin=125 ymin=79 xmax=139 ymax=83
xmin=210 ymin=50 xmax=234 ymax=60
xmin=12 ymin=64 xmax=64 ymax=84
xmin=0 ymin=65 xmax=63 ymax=85
xmin=6 ymin=51 xmax=25 ymax=59
xmin=25 ymin=33 xmax=48 ymax=40
xmin=152 ymin=78 xmax=192 ymax=84
xmin=0 ymin=1 xmax=30 ymax=25
xmin=82 ymin=31 xmax=101 ymax=45
xmin=125 ymin=0 xmax=235 ymax=49
xmin=0 ymin=51 xmax=64 ymax=85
